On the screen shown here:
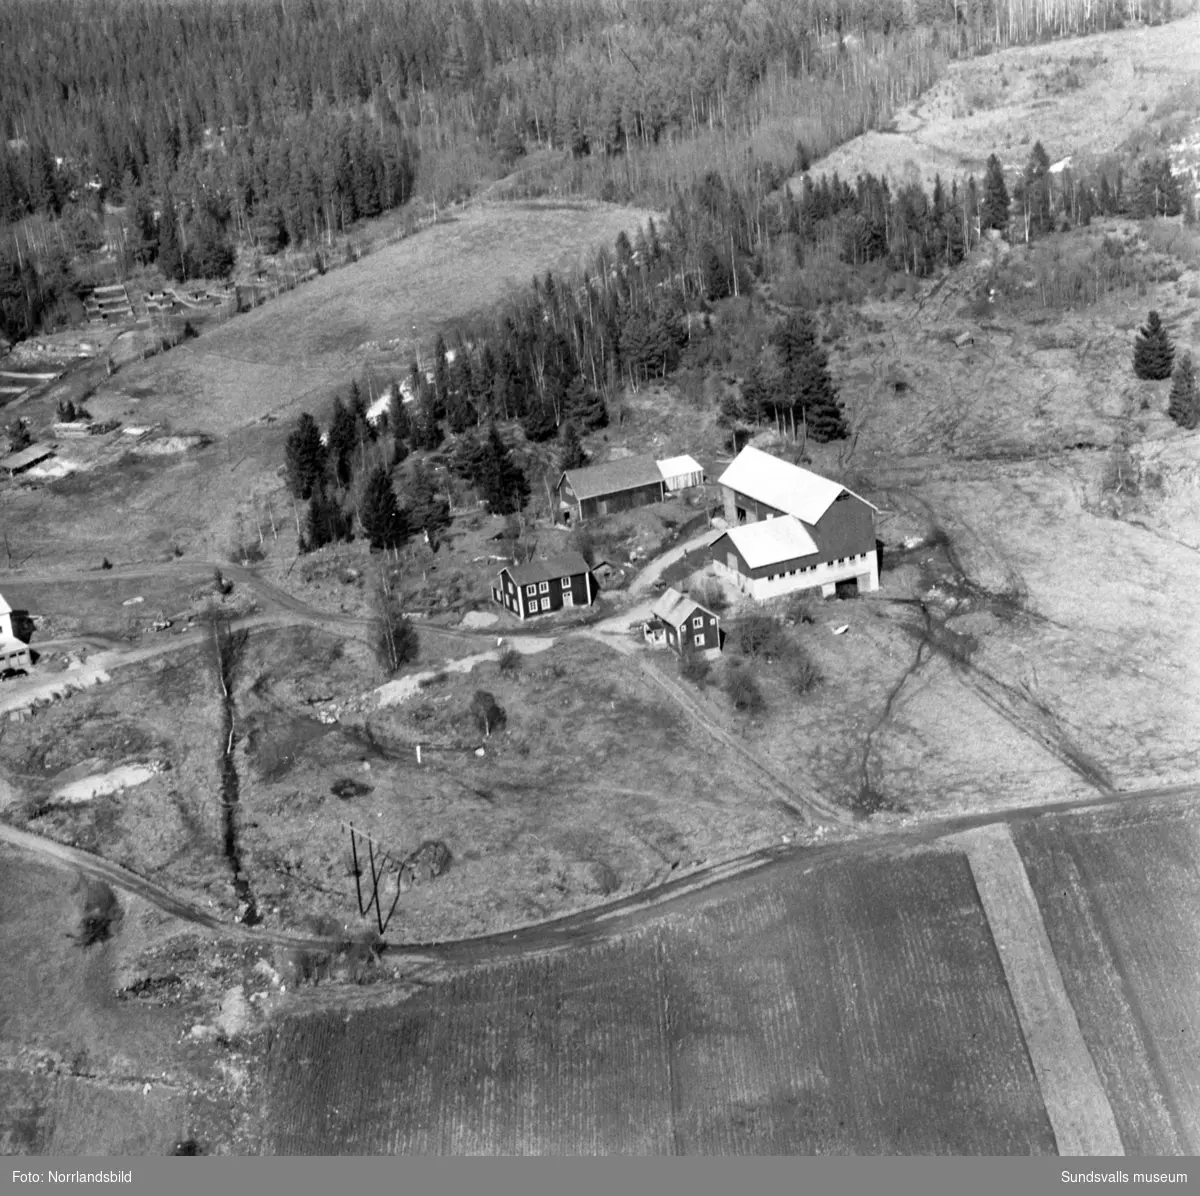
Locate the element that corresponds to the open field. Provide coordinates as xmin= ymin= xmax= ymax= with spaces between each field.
xmin=789 ymin=12 xmax=1200 ymax=194
xmin=96 ymin=201 xmax=657 ymax=436
xmin=0 ymin=200 xmax=655 ymax=570
xmin=233 ymin=630 xmax=799 ymax=941
xmin=1015 ymin=798 xmax=1200 ymax=1154
xmin=264 ymin=843 xmax=1053 ymax=1154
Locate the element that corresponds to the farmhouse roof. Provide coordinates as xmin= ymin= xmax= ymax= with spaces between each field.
xmin=0 ymin=443 xmax=54 ymax=473
xmin=717 ymin=446 xmax=876 ymax=524
xmin=0 ymin=634 xmax=27 ymax=655
xmin=650 ymin=587 xmax=714 ymax=626
xmin=560 ymin=455 xmax=664 ymax=500
xmin=656 ymin=454 xmax=704 ymax=479
xmin=504 ymin=552 xmax=591 ymax=586
xmin=0 ymin=594 xmax=11 ymax=615
xmin=717 ymin=517 xmax=819 ymax=568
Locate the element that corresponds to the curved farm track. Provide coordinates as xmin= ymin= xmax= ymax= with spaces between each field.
xmin=5 ymin=777 xmax=1198 ymax=971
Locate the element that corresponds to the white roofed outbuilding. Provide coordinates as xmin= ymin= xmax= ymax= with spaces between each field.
xmin=656 ymin=454 xmax=705 ymax=492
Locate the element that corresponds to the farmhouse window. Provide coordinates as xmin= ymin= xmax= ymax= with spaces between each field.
xmin=692 ymin=617 xmax=704 ymax=629
xmin=526 ymin=584 xmax=536 ymax=595
xmin=539 ymin=581 xmax=549 ymax=594
xmin=694 ymin=632 xmax=705 ymax=646
xmin=560 ymin=576 xmax=571 ymax=587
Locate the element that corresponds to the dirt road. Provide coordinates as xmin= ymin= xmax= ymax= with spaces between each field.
xmin=0 ymin=821 xmax=378 ymax=954
xmin=5 ymin=766 xmax=1194 ymax=967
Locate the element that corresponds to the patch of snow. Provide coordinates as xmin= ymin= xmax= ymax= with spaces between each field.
xmin=55 ymin=763 xmax=161 ymax=803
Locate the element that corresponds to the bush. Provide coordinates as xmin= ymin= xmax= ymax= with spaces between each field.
xmin=471 ymin=689 xmax=506 ymax=735
xmin=376 ymin=612 xmax=419 ymax=674
xmin=496 ymin=645 xmax=522 ymax=674
xmin=784 ymin=593 xmax=816 ymax=625
xmin=731 ymin=612 xmax=788 ymax=659
xmin=76 ymin=880 xmax=119 ymax=947
xmin=679 ymin=652 xmax=711 ymax=688
xmin=725 ymin=665 xmax=765 ymax=713
xmin=696 ymin=578 xmax=728 ymax=613
xmin=781 ymin=645 xmax=822 ymax=694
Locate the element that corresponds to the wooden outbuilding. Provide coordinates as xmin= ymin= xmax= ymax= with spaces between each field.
xmin=0 ymin=443 xmax=54 ymax=478
xmin=557 ymin=456 xmax=666 ymax=523
xmin=656 ymin=454 xmax=705 ymax=492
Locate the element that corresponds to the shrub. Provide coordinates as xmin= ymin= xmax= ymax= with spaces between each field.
xmin=781 ymin=645 xmax=822 ymax=694
xmin=784 ymin=593 xmax=816 ymax=625
xmin=376 ymin=611 xmax=419 ymax=674
xmin=697 ymin=578 xmax=728 ymax=613
xmin=75 ymin=880 xmax=119 ymax=947
xmin=471 ymin=689 xmax=506 ymax=735
xmin=679 ymin=652 xmax=711 ymax=688
xmin=496 ymin=645 xmax=522 ymax=674
xmin=725 ymin=665 xmax=765 ymax=713
xmin=731 ymin=612 xmax=787 ymax=659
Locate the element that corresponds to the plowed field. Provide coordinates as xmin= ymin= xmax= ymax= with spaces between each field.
xmin=265 ymin=848 xmax=1055 ymax=1154
xmin=1015 ymin=800 xmax=1200 ymax=1155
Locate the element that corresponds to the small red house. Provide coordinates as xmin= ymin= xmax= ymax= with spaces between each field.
xmin=492 ymin=552 xmax=595 ymax=621
xmin=643 ymin=587 xmax=721 ymax=654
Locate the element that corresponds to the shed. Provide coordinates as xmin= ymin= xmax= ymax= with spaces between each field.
xmin=657 ymin=454 xmax=705 ymax=492
xmin=0 ymin=635 xmax=31 ymax=672
xmin=0 ymin=443 xmax=55 ymax=477
xmin=557 ymin=456 xmax=666 ymax=522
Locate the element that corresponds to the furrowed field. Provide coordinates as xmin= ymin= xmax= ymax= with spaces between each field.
xmin=1015 ymin=800 xmax=1200 ymax=1155
xmin=264 ymin=848 xmax=1055 ymax=1154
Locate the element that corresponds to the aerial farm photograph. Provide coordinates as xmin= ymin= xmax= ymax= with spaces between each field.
xmin=1 ymin=0 xmax=1199 ymax=1160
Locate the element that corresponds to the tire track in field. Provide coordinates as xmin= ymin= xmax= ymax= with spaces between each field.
xmin=879 ymin=490 xmax=1115 ymax=794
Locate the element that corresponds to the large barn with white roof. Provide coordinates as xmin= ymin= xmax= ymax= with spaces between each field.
xmin=708 ymin=445 xmax=879 ymax=600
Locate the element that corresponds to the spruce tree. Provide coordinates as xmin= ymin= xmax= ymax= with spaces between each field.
xmin=404 ymin=461 xmax=450 ymax=546
xmin=1020 ymin=141 xmax=1053 ymax=240
xmin=1133 ymin=311 xmax=1175 ymax=381
xmin=431 ymin=335 xmax=450 ymax=418
xmin=558 ymin=420 xmax=587 ymax=471
xmin=564 ymin=375 xmax=608 ymax=431
xmin=359 ymin=466 xmax=408 ymax=551
xmin=326 ymin=396 xmax=359 ymax=486
xmin=980 ymin=155 xmax=1010 ymax=235
xmin=521 ymin=399 xmax=558 ymax=442
xmin=770 ymin=311 xmax=847 ymax=443
xmin=478 ymin=423 xmax=529 ymax=516
xmin=156 ymin=196 xmax=184 ymax=281
xmin=305 ymin=482 xmax=351 ymax=551
xmin=1167 ymin=352 xmax=1198 ymax=430
xmin=284 ymin=412 xmax=327 ymax=499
